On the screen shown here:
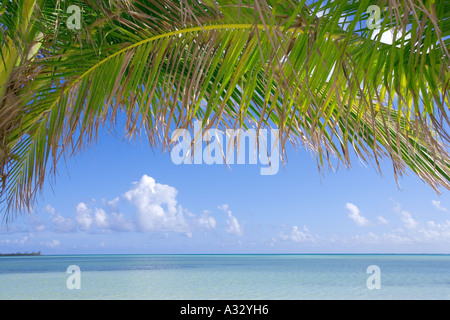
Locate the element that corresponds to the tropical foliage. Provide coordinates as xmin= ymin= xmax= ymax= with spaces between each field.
xmin=0 ymin=0 xmax=449 ymax=221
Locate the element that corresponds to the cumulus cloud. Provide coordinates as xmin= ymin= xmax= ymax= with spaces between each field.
xmin=399 ymin=210 xmax=419 ymax=230
xmin=29 ymin=175 xmax=221 ymax=238
xmin=279 ymin=225 xmax=319 ymax=243
xmin=218 ymin=204 xmax=243 ymax=236
xmin=392 ymin=202 xmax=418 ymax=230
xmin=107 ymin=197 xmax=120 ymax=208
xmin=345 ymin=203 xmax=450 ymax=246
xmin=343 ymin=219 xmax=450 ymax=247
xmin=108 ymin=212 xmax=135 ymax=232
xmin=123 ymin=175 xmax=191 ymax=235
xmin=346 ymin=203 xmax=372 ymax=226
xmin=226 ymin=213 xmax=243 ymax=236
xmin=377 ymin=216 xmax=389 ymax=225
xmin=432 ymin=200 xmax=448 ymax=212
xmin=94 ymin=208 xmax=109 ymax=229
xmin=52 ymin=213 xmax=76 ymax=233
xmin=43 ymin=175 xmax=196 ymax=235
xmin=217 ymin=204 xmax=229 ymax=211
xmin=75 ymin=203 xmax=135 ymax=233
xmin=421 ymin=220 xmax=450 ymax=241
xmin=44 ymin=204 xmax=56 ymax=214
xmin=0 ymin=235 xmax=31 ymax=246
xmin=198 ymin=211 xmax=217 ymax=230
xmin=75 ymin=202 xmax=93 ymax=231
xmin=40 ymin=239 xmax=60 ymax=248
xmin=29 ymin=216 xmax=46 ymax=232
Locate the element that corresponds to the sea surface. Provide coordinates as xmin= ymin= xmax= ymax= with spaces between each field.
xmin=0 ymin=254 xmax=449 ymax=299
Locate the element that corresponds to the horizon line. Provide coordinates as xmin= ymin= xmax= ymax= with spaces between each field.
xmin=4 ymin=252 xmax=449 ymax=256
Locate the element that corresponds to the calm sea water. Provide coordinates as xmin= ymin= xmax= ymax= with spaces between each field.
xmin=0 ymin=254 xmax=449 ymax=299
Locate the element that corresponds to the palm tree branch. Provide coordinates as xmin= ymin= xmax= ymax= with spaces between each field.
xmin=1 ymin=0 xmax=449 ymax=220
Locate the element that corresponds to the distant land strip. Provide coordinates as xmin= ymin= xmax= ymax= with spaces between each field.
xmin=0 ymin=251 xmax=41 ymax=256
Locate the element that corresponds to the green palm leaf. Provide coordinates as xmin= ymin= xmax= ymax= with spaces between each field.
xmin=0 ymin=0 xmax=449 ymax=221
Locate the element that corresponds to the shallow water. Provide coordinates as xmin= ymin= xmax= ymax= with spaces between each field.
xmin=0 ymin=254 xmax=449 ymax=299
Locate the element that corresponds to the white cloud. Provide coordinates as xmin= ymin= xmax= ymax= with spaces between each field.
xmin=107 ymin=197 xmax=120 ymax=209
xmin=44 ymin=204 xmax=56 ymax=214
xmin=94 ymin=208 xmax=109 ymax=229
xmin=218 ymin=204 xmax=243 ymax=236
xmin=343 ymin=202 xmax=450 ymax=247
xmin=45 ymin=201 xmax=136 ymax=234
xmin=344 ymin=219 xmax=450 ymax=247
xmin=78 ymin=205 xmax=135 ymax=232
xmin=217 ymin=204 xmax=229 ymax=211
xmin=377 ymin=216 xmax=389 ymax=225
xmin=432 ymin=200 xmax=448 ymax=212
xmin=225 ymin=212 xmax=243 ymax=236
xmin=346 ymin=203 xmax=372 ymax=226
xmin=108 ymin=212 xmax=135 ymax=232
xmin=399 ymin=210 xmax=418 ymax=230
xmin=52 ymin=213 xmax=76 ymax=233
xmin=40 ymin=239 xmax=60 ymax=248
xmin=29 ymin=215 xmax=46 ymax=232
xmin=198 ymin=211 xmax=217 ymax=230
xmin=0 ymin=235 xmax=31 ymax=246
xmin=35 ymin=176 xmax=198 ymax=236
xmin=123 ymin=175 xmax=190 ymax=234
xmin=279 ymin=225 xmax=319 ymax=243
xmin=391 ymin=202 xmax=417 ymax=230
xmin=33 ymin=224 xmax=46 ymax=232
xmin=75 ymin=202 xmax=93 ymax=231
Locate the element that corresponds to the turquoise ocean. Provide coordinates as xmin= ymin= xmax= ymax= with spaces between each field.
xmin=0 ymin=254 xmax=449 ymax=299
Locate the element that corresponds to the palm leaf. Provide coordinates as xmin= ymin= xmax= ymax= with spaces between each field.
xmin=0 ymin=0 xmax=449 ymax=221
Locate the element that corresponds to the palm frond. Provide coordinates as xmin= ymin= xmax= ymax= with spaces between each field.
xmin=1 ymin=0 xmax=449 ymax=221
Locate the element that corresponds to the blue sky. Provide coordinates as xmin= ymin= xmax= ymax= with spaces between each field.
xmin=1 ymin=4 xmax=449 ymax=255
xmin=1 ymin=118 xmax=450 ymax=254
